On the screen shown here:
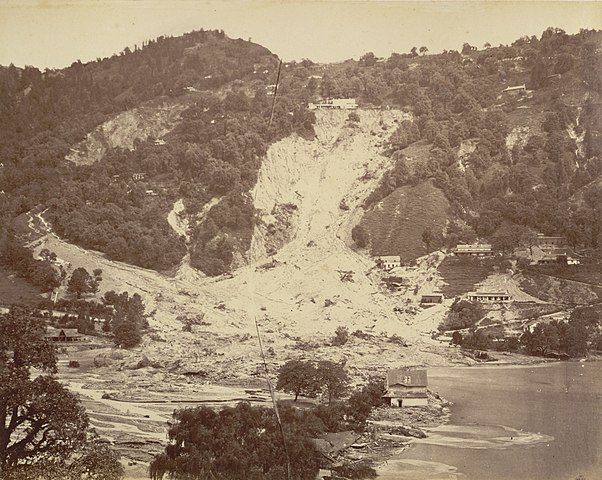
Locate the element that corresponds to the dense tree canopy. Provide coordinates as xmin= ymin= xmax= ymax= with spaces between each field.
xmin=0 ymin=307 xmax=123 ymax=479
xmin=1 ymin=27 xmax=601 ymax=277
xmin=149 ymin=402 xmax=321 ymax=480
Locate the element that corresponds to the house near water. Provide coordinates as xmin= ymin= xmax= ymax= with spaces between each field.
xmin=384 ymin=368 xmax=428 ymax=407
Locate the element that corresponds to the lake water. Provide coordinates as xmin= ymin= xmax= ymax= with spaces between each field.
xmin=377 ymin=362 xmax=601 ymax=480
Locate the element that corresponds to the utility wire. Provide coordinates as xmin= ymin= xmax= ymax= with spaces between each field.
xmin=257 ymin=57 xmax=291 ymax=480
xmin=268 ymin=60 xmax=283 ymax=129
xmin=255 ymin=316 xmax=292 ymax=480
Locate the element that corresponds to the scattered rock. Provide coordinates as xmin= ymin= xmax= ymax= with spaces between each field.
xmin=387 ymin=425 xmax=427 ymax=438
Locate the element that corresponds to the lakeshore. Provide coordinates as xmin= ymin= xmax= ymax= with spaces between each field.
xmin=377 ymin=361 xmax=602 ymax=480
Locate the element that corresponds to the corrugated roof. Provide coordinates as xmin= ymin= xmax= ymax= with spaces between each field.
xmin=387 ymin=368 xmax=427 ymax=387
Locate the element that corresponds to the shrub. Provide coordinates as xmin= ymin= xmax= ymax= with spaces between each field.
xmin=331 ymin=326 xmax=349 ymax=346
xmin=68 ymin=360 xmax=80 ymax=368
xmin=351 ymin=224 xmax=369 ymax=248
xmin=347 ymin=111 xmax=360 ymax=123
xmin=388 ymin=334 xmax=407 ymax=345
xmin=439 ymin=300 xmax=484 ymax=332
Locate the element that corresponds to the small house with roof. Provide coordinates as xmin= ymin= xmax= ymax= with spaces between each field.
xmin=384 ymin=368 xmax=428 ymax=407
xmin=308 ymin=98 xmax=358 ymax=110
xmin=45 ymin=327 xmax=81 ymax=342
xmin=375 ymin=255 xmax=402 ymax=270
xmin=534 ymin=234 xmax=565 ymax=248
xmin=454 ymin=243 xmax=493 ymax=256
xmin=421 ymin=293 xmax=444 ymax=304
xmin=466 ymin=291 xmax=512 ymax=303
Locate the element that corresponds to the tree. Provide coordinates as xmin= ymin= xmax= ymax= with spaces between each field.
xmin=347 ymin=111 xmax=360 ymax=123
xmin=316 ymin=361 xmax=350 ymax=405
xmin=563 ymin=321 xmax=588 ymax=357
xmin=149 ymin=403 xmax=321 ymax=480
xmin=422 ymin=227 xmax=442 ymax=253
xmin=331 ymin=326 xmax=349 ymax=346
xmin=0 ymin=307 xmax=123 ymax=479
xmin=460 ymin=329 xmax=493 ymax=350
xmin=419 ymin=46 xmax=428 ymax=55
xmin=67 ymin=268 xmax=98 ymax=299
xmin=276 ymin=360 xmax=319 ymax=402
xmin=359 ymin=52 xmax=377 ymax=67
xmin=462 ymin=43 xmax=476 ymax=54
xmin=351 ymin=224 xmax=369 ymax=248
xmin=439 ymin=300 xmax=484 ymax=332
xmin=492 ymin=222 xmax=524 ymax=254
xmin=111 ymin=293 xmax=145 ymax=348
xmin=529 ymin=59 xmax=549 ymax=89
xmin=521 ymin=323 xmax=559 ymax=356
xmin=112 ymin=320 xmax=141 ymax=348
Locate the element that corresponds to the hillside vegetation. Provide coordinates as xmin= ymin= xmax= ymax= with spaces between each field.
xmin=1 ymin=27 xmax=601 ymax=278
xmin=361 ymin=180 xmax=449 ymax=261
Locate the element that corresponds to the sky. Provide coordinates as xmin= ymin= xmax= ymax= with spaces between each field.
xmin=0 ymin=1 xmax=600 ymax=68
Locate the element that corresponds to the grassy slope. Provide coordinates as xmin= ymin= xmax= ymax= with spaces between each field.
xmin=361 ymin=180 xmax=450 ymax=262
xmin=437 ymin=257 xmax=500 ymax=297
xmin=0 ymin=267 xmax=43 ymax=306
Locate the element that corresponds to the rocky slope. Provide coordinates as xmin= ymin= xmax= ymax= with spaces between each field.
xmin=66 ymin=101 xmax=186 ymax=165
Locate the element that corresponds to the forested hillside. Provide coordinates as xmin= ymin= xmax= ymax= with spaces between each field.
xmin=0 ymin=30 xmax=314 ymax=274
xmin=1 ymin=27 xmax=600 ymax=279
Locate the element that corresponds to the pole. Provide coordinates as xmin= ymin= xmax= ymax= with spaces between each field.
xmin=255 ymin=317 xmax=292 ymax=480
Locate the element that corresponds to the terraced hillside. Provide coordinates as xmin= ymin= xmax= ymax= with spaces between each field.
xmin=361 ymin=180 xmax=450 ymax=262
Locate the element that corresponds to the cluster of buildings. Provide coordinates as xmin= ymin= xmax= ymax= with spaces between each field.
xmin=530 ymin=234 xmax=582 ymax=266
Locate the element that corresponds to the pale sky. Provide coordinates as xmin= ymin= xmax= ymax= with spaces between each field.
xmin=0 ymin=1 xmax=600 ymax=68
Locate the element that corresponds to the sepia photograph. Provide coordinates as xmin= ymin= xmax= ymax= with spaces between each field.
xmin=0 ymin=1 xmax=601 ymax=479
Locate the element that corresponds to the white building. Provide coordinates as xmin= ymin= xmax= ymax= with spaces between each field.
xmin=383 ymin=368 xmax=428 ymax=407
xmin=466 ymin=291 xmax=512 ymax=303
xmin=309 ymin=98 xmax=358 ymax=110
xmin=375 ymin=255 xmax=402 ymax=270
xmin=454 ymin=243 xmax=493 ymax=256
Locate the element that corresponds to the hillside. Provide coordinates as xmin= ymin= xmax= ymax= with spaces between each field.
xmin=21 ymin=109 xmax=468 ymax=382
xmin=361 ymin=180 xmax=450 ymax=261
xmin=1 ymin=29 xmax=602 ymax=478
xmin=2 ymin=28 xmax=601 ymax=281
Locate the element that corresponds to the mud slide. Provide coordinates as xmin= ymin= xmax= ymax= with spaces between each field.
xmin=30 ymin=109 xmax=465 ymax=382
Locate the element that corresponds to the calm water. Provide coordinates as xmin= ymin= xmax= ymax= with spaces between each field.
xmin=377 ymin=362 xmax=601 ymax=480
